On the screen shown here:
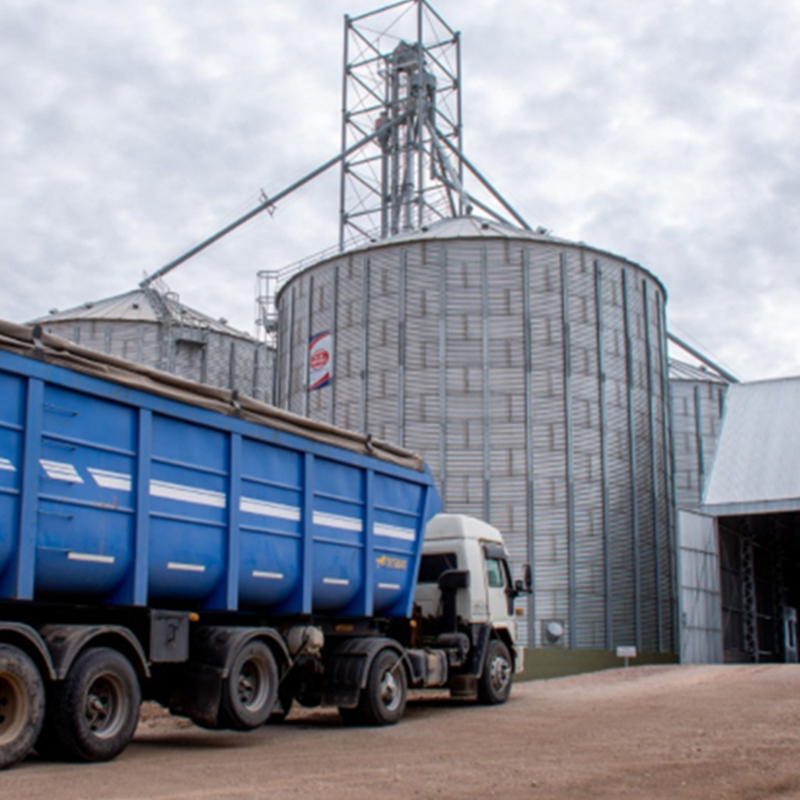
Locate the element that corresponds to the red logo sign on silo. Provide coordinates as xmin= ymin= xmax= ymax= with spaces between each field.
xmin=308 ymin=331 xmax=333 ymax=391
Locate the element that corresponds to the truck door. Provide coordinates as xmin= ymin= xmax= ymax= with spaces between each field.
xmin=483 ymin=544 xmax=514 ymax=625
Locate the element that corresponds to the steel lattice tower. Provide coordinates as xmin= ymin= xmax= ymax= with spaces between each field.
xmin=338 ymin=1 xmax=465 ymax=249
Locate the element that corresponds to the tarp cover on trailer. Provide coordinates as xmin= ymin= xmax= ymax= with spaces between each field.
xmin=0 ymin=318 xmax=424 ymax=472
xmin=702 ymin=377 xmax=800 ymax=515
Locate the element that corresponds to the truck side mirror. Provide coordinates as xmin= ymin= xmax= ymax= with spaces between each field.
xmin=438 ymin=569 xmax=470 ymax=591
xmin=512 ymin=565 xmax=533 ymax=596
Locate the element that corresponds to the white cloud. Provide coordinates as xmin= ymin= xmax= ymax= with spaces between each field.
xmin=2 ymin=0 xmax=800 ymax=380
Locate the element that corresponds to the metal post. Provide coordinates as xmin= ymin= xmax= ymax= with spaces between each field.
xmin=360 ymin=257 xmax=371 ymax=433
xmin=657 ymin=291 xmax=678 ymax=653
xmin=302 ymin=275 xmax=314 ymax=418
xmin=330 ymin=264 xmax=340 ymax=427
xmin=482 ymin=244 xmax=491 ymax=523
xmin=339 ymin=15 xmax=351 ymax=252
xmin=455 ymin=30 xmax=464 ymax=209
xmin=398 ymin=251 xmax=408 ymax=447
xmin=522 ymin=248 xmax=536 ymax=646
xmin=285 ymin=288 xmax=296 ymax=413
xmin=693 ymin=385 xmax=706 ymax=500
xmin=643 ymin=280 xmax=663 ymax=650
xmin=416 ymin=0 xmax=425 ymax=230
xmin=438 ymin=244 xmax=448 ymax=506
xmin=560 ymin=253 xmax=576 ymax=648
xmin=622 ymin=271 xmax=641 ymax=649
xmin=594 ymin=260 xmax=613 ymax=650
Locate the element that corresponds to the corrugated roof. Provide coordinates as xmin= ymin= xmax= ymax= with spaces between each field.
xmin=277 ymin=215 xmax=667 ymax=305
xmin=702 ymin=377 xmax=800 ymax=515
xmin=669 ymin=359 xmax=729 ymax=383
xmin=382 ymin=216 xmax=553 ymax=244
xmin=31 ymin=287 xmax=254 ymax=339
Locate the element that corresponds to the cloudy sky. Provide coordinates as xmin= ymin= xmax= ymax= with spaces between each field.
xmin=2 ymin=0 xmax=799 ymax=381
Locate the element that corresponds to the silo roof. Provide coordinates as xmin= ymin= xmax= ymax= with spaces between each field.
xmin=280 ymin=215 xmax=666 ymax=301
xmin=702 ymin=377 xmax=800 ymax=515
xmin=669 ymin=359 xmax=729 ymax=383
xmin=384 ymin=216 xmax=553 ymax=243
xmin=31 ymin=287 xmax=254 ymax=339
xmin=344 ymin=216 xmax=572 ymax=251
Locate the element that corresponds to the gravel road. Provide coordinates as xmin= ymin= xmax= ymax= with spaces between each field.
xmin=2 ymin=664 xmax=799 ymax=799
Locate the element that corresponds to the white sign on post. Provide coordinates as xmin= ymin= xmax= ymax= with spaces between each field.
xmin=616 ymin=645 xmax=637 ymax=667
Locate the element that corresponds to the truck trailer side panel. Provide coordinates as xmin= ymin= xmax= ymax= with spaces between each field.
xmin=0 ymin=345 xmax=439 ymax=619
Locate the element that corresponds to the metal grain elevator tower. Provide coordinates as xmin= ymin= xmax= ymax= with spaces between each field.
xmin=338 ymin=0 xmax=528 ymax=251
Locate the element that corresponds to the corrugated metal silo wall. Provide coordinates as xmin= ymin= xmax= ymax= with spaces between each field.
xmin=669 ymin=380 xmax=727 ymax=509
xmin=41 ymin=319 xmax=274 ymax=403
xmin=276 ymin=238 xmax=675 ymax=652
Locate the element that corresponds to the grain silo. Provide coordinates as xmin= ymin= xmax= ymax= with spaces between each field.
xmin=669 ymin=359 xmax=730 ymax=510
xmin=274 ymin=216 xmax=675 ymax=655
xmin=34 ymin=285 xmax=274 ymax=403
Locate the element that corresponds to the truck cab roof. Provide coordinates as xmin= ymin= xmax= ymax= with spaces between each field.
xmin=423 ymin=514 xmax=506 ymax=547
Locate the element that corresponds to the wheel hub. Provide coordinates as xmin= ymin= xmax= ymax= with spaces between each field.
xmin=85 ymin=676 xmax=126 ymax=739
xmin=489 ymin=654 xmax=511 ymax=693
xmin=379 ymin=670 xmax=400 ymax=711
xmin=0 ymin=673 xmax=27 ymax=745
xmin=236 ymin=658 xmax=269 ymax=712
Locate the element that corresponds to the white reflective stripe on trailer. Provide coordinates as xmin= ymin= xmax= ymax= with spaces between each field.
xmin=167 ymin=562 xmax=207 ymax=573
xmin=313 ymin=512 xmax=363 ymax=532
xmin=252 ymin=571 xmax=284 ymax=580
xmin=67 ymin=552 xmax=116 ymax=564
xmin=150 ymin=480 xmax=226 ymax=508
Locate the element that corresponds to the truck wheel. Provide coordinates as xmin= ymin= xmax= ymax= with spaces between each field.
xmin=0 ymin=645 xmax=45 ymax=770
xmin=478 ymin=639 xmax=512 ymax=705
xmin=218 ymin=640 xmax=278 ymax=730
xmin=45 ymin=647 xmax=141 ymax=762
xmin=344 ymin=648 xmax=407 ymax=726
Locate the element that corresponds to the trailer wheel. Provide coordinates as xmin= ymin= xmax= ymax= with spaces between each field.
xmin=342 ymin=648 xmax=407 ymax=726
xmin=218 ymin=640 xmax=278 ymax=730
xmin=44 ymin=647 xmax=141 ymax=762
xmin=0 ymin=645 xmax=45 ymax=770
xmin=478 ymin=639 xmax=512 ymax=705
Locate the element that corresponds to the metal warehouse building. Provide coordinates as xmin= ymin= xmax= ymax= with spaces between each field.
xmin=274 ymin=216 xmax=675 ymax=655
xmin=679 ymin=378 xmax=800 ymax=664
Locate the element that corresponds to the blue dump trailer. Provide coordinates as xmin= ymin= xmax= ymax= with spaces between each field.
xmin=0 ymin=320 xmax=527 ymax=769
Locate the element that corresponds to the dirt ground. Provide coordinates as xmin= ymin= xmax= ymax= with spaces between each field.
xmin=2 ymin=664 xmax=800 ymax=799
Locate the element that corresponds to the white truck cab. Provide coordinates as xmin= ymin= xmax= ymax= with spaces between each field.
xmin=415 ymin=514 xmax=527 ymax=677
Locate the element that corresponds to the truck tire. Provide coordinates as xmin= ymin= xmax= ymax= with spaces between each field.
xmin=478 ymin=639 xmax=512 ymax=705
xmin=341 ymin=648 xmax=407 ymax=726
xmin=42 ymin=647 xmax=141 ymax=762
xmin=218 ymin=640 xmax=278 ymax=730
xmin=0 ymin=645 xmax=45 ymax=770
